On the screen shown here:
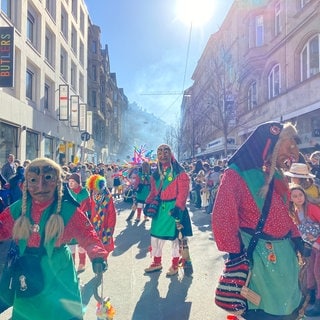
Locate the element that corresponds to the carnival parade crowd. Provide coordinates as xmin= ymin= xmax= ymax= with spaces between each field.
xmin=2 ymin=125 xmax=320 ymax=319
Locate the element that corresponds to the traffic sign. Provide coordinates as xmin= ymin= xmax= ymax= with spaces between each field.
xmin=81 ymin=131 xmax=90 ymax=141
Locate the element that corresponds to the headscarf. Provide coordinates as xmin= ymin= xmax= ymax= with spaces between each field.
xmin=228 ymin=121 xmax=299 ymax=207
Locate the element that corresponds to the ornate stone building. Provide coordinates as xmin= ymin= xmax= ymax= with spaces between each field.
xmin=181 ymin=0 xmax=320 ymax=161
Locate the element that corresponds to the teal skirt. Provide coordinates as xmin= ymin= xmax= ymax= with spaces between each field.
xmin=241 ymin=231 xmax=302 ymax=316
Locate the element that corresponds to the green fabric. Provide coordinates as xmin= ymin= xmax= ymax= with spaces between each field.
xmin=135 ymin=172 xmax=151 ymax=202
xmin=9 ymin=198 xmax=82 ymax=320
xmin=150 ymin=169 xmax=192 ymax=239
xmin=12 ymin=246 xmax=82 ymax=320
xmin=241 ymin=231 xmax=302 ymax=315
xmin=70 ymin=188 xmax=89 ymax=204
xmin=228 ymin=164 xmax=286 ymax=211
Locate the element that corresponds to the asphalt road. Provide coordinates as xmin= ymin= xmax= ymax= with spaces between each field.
xmin=2 ymin=198 xmax=320 ymax=319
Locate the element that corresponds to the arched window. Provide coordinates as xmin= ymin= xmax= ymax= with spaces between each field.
xmin=268 ymin=64 xmax=280 ymax=99
xmin=301 ymin=34 xmax=320 ymax=81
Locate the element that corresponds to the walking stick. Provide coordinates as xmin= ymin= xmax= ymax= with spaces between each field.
xmin=94 ymin=272 xmax=116 ymax=320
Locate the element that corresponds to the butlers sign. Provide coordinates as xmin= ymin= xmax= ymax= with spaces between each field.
xmin=0 ymin=27 xmax=14 ymax=87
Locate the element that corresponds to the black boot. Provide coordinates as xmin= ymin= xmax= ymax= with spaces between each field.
xmin=305 ymin=299 xmax=320 ymax=317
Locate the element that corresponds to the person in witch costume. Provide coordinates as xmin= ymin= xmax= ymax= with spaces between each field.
xmin=67 ymin=173 xmax=92 ymax=273
xmin=86 ymin=174 xmax=116 ymax=255
xmin=144 ymin=144 xmax=193 ymax=277
xmin=0 ymin=158 xmax=108 ymax=320
xmin=212 ymin=122 xmax=307 ymax=319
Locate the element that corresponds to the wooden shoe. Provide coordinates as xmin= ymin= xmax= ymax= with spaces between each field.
xmin=144 ymin=263 xmax=162 ymax=273
xmin=166 ymin=266 xmax=178 ymax=277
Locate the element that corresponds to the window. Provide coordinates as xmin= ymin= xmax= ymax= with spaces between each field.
xmin=92 ymin=40 xmax=98 ymax=54
xmin=274 ymin=2 xmax=281 ymax=36
xmin=79 ymin=40 xmax=84 ymax=66
xmin=248 ymin=81 xmax=257 ymax=110
xmin=45 ymin=0 xmax=56 ymax=21
xmin=44 ymin=84 xmax=49 ymax=109
xmin=268 ymin=64 xmax=280 ymax=99
xmin=27 ymin=5 xmax=40 ymax=51
xmin=1 ymin=0 xmax=12 ymax=18
xmin=71 ymin=25 xmax=77 ymax=53
xmin=71 ymin=0 xmax=78 ymax=20
xmin=256 ymin=15 xmax=264 ymax=47
xmin=27 ymin=11 xmax=35 ymax=44
xmin=92 ymin=65 xmax=97 ymax=81
xmin=79 ymin=73 xmax=84 ymax=99
xmin=301 ymin=35 xmax=320 ymax=81
xmin=1 ymin=0 xmax=20 ymax=28
xmin=26 ymin=69 xmax=34 ymax=100
xmin=60 ymin=47 xmax=68 ymax=79
xmin=61 ymin=6 xmax=68 ymax=40
xmin=45 ymin=27 xmax=55 ymax=66
xmin=79 ymin=8 xmax=85 ymax=35
xmin=70 ymin=62 xmax=77 ymax=89
xmin=91 ymin=90 xmax=97 ymax=107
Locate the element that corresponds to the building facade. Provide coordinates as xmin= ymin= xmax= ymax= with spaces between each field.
xmin=181 ymin=0 xmax=320 ymax=161
xmin=0 ymin=0 xmax=127 ymax=167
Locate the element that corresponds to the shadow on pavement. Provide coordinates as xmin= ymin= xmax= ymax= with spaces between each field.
xmin=112 ymin=219 xmax=150 ymax=259
xmin=132 ymin=272 xmax=193 ymax=320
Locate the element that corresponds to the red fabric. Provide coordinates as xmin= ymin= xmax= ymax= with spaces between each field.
xmin=146 ymin=172 xmax=190 ymax=210
xmin=212 ymin=169 xmax=300 ymax=253
xmin=0 ymin=200 xmax=109 ymax=261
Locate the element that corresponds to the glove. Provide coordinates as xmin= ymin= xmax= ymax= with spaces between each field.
xmin=169 ymin=206 xmax=181 ymax=220
xmin=92 ymin=258 xmax=108 ymax=274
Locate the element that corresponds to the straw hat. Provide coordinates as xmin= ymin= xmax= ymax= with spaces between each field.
xmin=284 ymin=163 xmax=315 ymax=179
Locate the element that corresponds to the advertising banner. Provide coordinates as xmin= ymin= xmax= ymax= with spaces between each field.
xmin=0 ymin=27 xmax=14 ymax=87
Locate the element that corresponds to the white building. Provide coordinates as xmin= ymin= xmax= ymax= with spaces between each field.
xmin=0 ymin=0 xmax=89 ymax=166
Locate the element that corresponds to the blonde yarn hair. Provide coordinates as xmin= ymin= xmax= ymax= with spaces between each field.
xmin=260 ymin=122 xmax=298 ymax=197
xmin=12 ymin=157 xmax=64 ymax=244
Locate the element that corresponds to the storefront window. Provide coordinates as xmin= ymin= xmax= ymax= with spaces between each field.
xmin=26 ymin=131 xmax=39 ymax=161
xmin=0 ymin=123 xmax=18 ymax=167
xmin=44 ymin=136 xmax=54 ymax=159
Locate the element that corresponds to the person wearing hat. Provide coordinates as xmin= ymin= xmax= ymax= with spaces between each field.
xmin=68 ymin=173 xmax=92 ymax=273
xmin=86 ymin=174 xmax=117 ymax=255
xmin=144 ymin=144 xmax=193 ymax=277
xmin=284 ymin=163 xmax=320 ymax=203
xmin=212 ymin=122 xmax=306 ymax=319
xmin=0 ymin=158 xmax=108 ymax=320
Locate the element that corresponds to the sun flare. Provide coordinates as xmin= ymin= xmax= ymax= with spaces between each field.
xmin=175 ymin=0 xmax=216 ymax=26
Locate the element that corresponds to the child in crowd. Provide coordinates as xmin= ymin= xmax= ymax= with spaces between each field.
xmin=289 ymin=184 xmax=320 ymax=317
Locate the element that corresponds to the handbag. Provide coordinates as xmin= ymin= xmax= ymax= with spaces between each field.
xmin=215 ymin=179 xmax=274 ymax=315
xmin=144 ymin=180 xmax=163 ymax=218
xmin=144 ymin=195 xmax=160 ymax=218
xmin=12 ymin=252 xmax=44 ymax=298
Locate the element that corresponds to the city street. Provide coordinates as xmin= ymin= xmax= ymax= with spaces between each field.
xmin=2 ymin=198 xmax=320 ymax=320
xmin=81 ymin=199 xmax=229 ymax=320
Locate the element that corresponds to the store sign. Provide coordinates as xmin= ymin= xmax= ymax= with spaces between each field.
xmin=70 ymin=95 xmax=79 ymax=127
xmin=59 ymin=84 xmax=69 ymax=121
xmin=79 ymin=103 xmax=87 ymax=132
xmin=0 ymin=27 xmax=14 ymax=87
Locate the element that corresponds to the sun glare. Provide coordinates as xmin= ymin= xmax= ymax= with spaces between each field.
xmin=175 ymin=0 xmax=216 ymax=26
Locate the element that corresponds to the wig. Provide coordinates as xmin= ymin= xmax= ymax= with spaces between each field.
xmin=86 ymin=174 xmax=107 ymax=192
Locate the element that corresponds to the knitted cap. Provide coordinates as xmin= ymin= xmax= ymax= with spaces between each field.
xmin=69 ymin=173 xmax=81 ymax=185
xmin=86 ymin=174 xmax=106 ymax=192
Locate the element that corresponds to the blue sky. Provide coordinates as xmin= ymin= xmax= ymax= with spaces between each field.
xmin=84 ymin=0 xmax=234 ymax=126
